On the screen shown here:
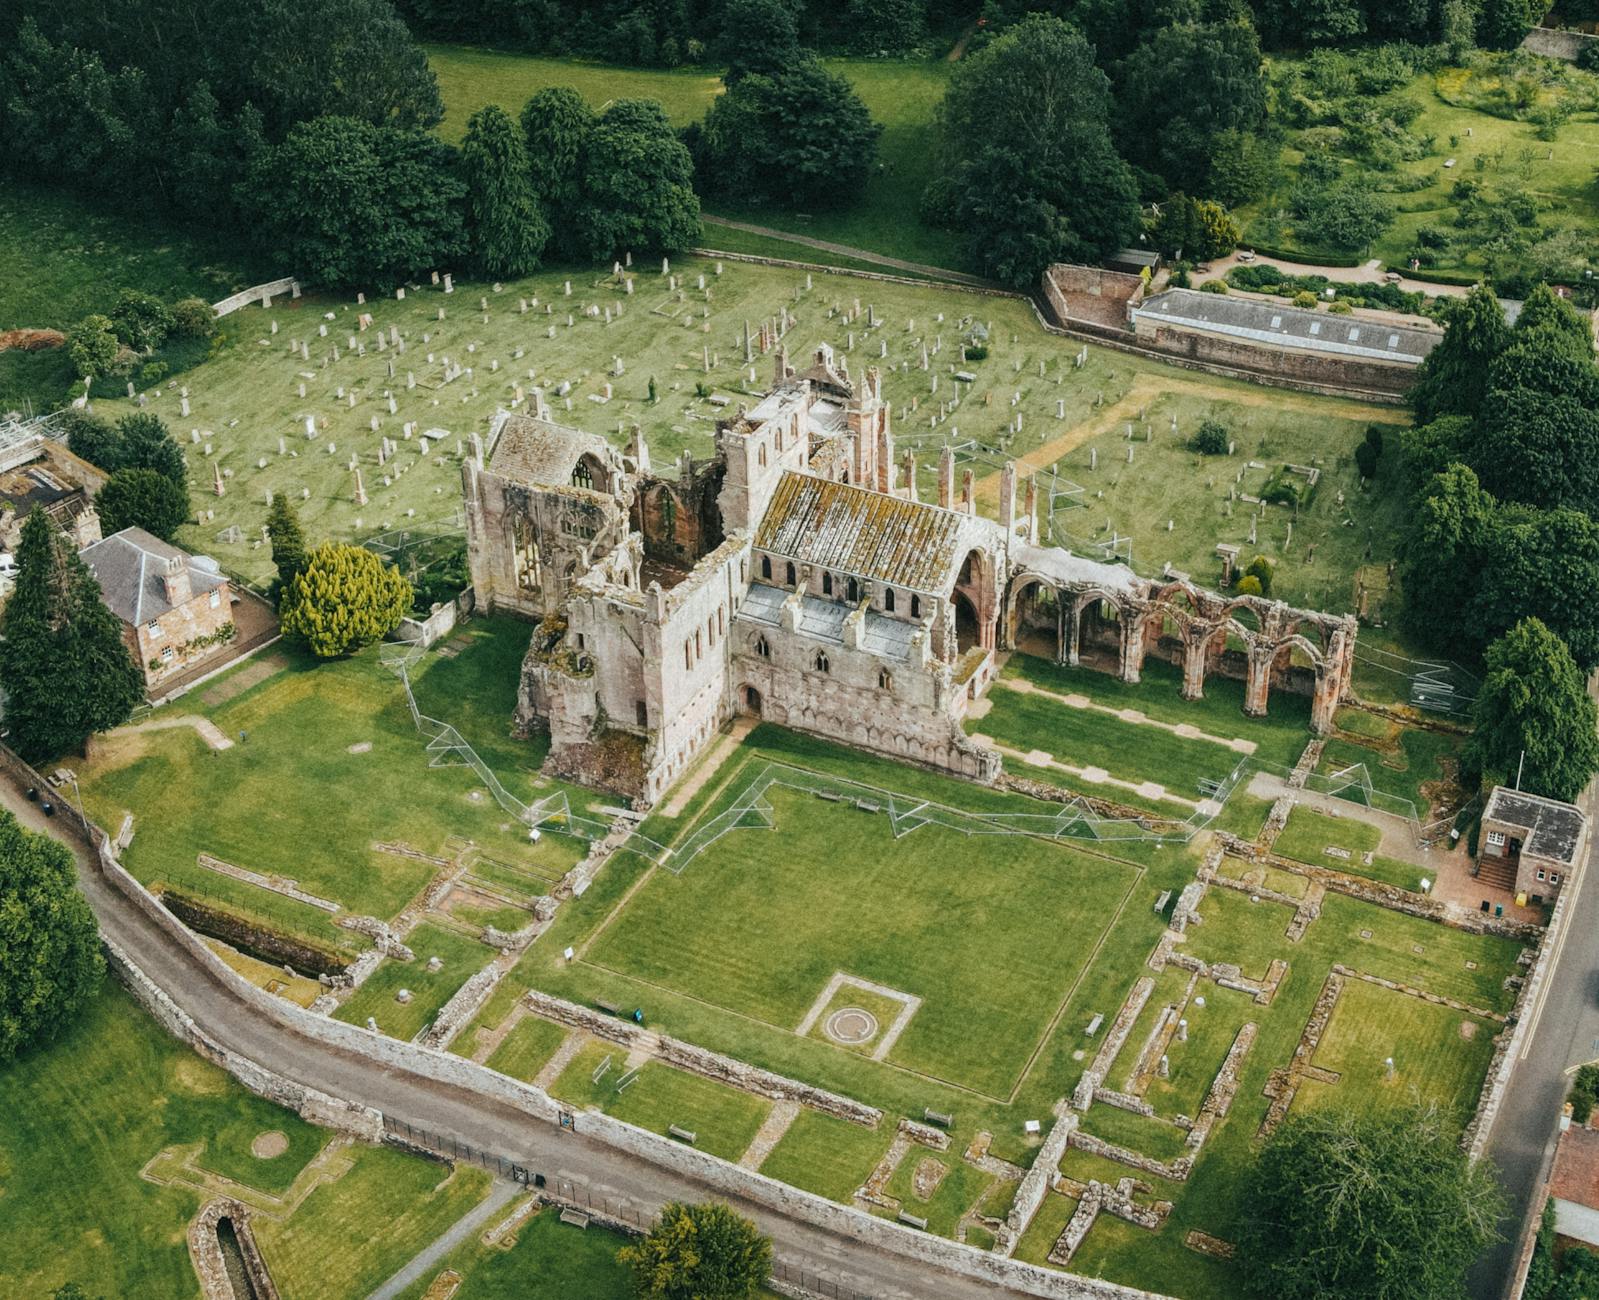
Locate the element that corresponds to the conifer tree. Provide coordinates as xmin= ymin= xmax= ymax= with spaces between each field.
xmin=0 ymin=510 xmax=143 ymax=760
xmin=279 ymin=543 xmax=412 ymax=657
xmin=461 ymin=104 xmax=550 ymax=278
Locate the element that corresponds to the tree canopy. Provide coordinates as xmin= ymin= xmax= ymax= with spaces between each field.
xmin=573 ymin=100 xmax=701 ymax=260
xmin=1463 ymin=618 xmax=1599 ymax=802
xmin=95 ymin=468 xmax=191 ymax=542
xmin=925 ymin=15 xmax=1140 ymax=287
xmin=461 ymin=104 xmax=550 ymax=278
xmin=0 ymin=807 xmax=103 ymax=1064
xmin=617 ymin=1201 xmax=772 ymax=1300
xmin=695 ymin=58 xmax=880 ymax=210
xmin=1236 ymin=1103 xmax=1503 ymax=1300
xmin=1409 ymin=283 xmax=1514 ymax=424
xmin=266 ymin=496 xmax=309 ymax=600
xmin=280 ymin=543 xmax=413 ymax=657
xmin=0 ymin=510 xmax=144 ymax=761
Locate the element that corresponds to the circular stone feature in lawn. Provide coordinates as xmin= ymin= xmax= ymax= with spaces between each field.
xmin=824 ymin=1007 xmax=879 ymax=1046
xmin=251 ymin=1130 xmax=289 ymax=1159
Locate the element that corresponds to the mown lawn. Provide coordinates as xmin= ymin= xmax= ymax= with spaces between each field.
xmin=390 ymin=1206 xmax=636 ymax=1300
xmin=255 ymin=1146 xmax=494 ymax=1298
xmin=585 ymin=782 xmax=1140 ymax=1097
xmin=484 ymin=1015 xmax=569 ymax=1081
xmin=71 ymin=619 xmax=585 ymax=948
xmin=334 ymin=921 xmax=495 ymax=1040
xmin=757 ymin=1108 xmax=895 ymax=1203
xmin=551 ymin=1041 xmax=772 ymax=1162
xmin=0 ymin=983 xmax=326 ymax=1298
xmin=1275 ymin=806 xmax=1426 ymax=892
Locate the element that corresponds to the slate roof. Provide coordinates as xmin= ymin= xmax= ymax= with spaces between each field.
xmin=80 ymin=527 xmax=226 ymax=626
xmin=488 ymin=413 xmax=611 ymax=487
xmin=1133 ymin=289 xmax=1439 ymax=365
xmin=1483 ymin=786 xmax=1588 ymax=867
xmin=754 ymin=471 xmax=975 ymax=593
xmin=737 ymin=582 xmax=918 ymax=662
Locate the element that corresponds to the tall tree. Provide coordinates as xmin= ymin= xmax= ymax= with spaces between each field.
xmin=266 ymin=495 xmax=309 ymax=599
xmin=926 ymin=14 xmax=1140 ymax=287
xmin=280 ymin=543 xmax=413 ymax=657
xmin=617 ymin=1201 xmax=772 ymax=1299
xmin=116 ymin=413 xmax=187 ymax=488
xmin=0 ymin=807 xmax=103 ymax=1063
xmin=1409 ymin=283 xmax=1514 ymax=424
xmin=696 ymin=58 xmax=880 ymax=210
xmin=248 ymin=116 xmax=466 ymax=289
xmin=1473 ymin=504 xmax=1599 ymax=671
xmin=1114 ymin=20 xmax=1267 ymax=195
xmin=1464 ymin=618 xmax=1599 ymax=802
xmin=0 ymin=510 xmax=144 ymax=761
xmin=715 ymin=0 xmax=803 ymax=84
xmin=521 ymin=87 xmax=594 ymax=260
xmin=573 ymin=100 xmax=700 ymax=260
xmin=1398 ymin=463 xmax=1495 ymax=649
xmin=1237 ymin=1104 xmax=1503 ymax=1300
xmin=94 ymin=468 xmax=190 ymax=541
xmin=461 ymin=104 xmax=550 ymax=278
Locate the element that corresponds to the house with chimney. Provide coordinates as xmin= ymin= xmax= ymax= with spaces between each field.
xmin=80 ymin=527 xmax=239 ymax=694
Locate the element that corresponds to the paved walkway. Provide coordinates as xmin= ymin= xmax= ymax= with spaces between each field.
xmin=698 ymin=217 xmax=997 ymax=288
xmin=659 ymin=717 xmax=756 ymax=817
xmin=111 ymin=713 xmax=234 ymax=750
xmin=367 ymin=1177 xmax=523 ymax=1300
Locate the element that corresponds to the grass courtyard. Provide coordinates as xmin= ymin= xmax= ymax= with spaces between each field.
xmin=69 ymin=617 xmax=589 ymax=954
xmin=584 ymin=777 xmax=1142 ymax=1099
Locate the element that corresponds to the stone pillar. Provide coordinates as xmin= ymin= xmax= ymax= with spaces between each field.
xmin=1067 ymin=597 xmax=1083 ymax=667
xmin=1310 ymin=665 xmax=1339 ymax=734
xmin=1119 ymin=616 xmax=1144 ymax=684
xmin=961 ymin=469 xmax=975 ymax=514
xmin=1181 ymin=631 xmax=1208 ymax=701
xmin=1057 ymin=598 xmax=1070 ymax=665
xmin=1244 ymin=648 xmax=1273 ymax=717
xmin=999 ymin=462 xmax=1016 ymax=535
xmin=938 ymin=446 xmax=954 ymax=509
xmin=1023 ymin=475 xmax=1038 ymax=541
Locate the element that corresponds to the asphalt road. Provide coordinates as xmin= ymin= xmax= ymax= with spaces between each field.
xmin=5 ymin=778 xmax=1134 ymax=1300
xmin=1468 ymin=775 xmax=1599 ymax=1299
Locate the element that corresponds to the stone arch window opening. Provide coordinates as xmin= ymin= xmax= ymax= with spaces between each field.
xmin=754 ymin=634 xmax=771 ymax=658
xmin=884 ymin=587 xmax=896 ymax=613
xmin=814 ymin=651 xmax=830 ymax=674
xmin=761 ymin=554 xmax=772 ymax=580
xmin=695 ymin=629 xmax=702 ymax=660
xmin=758 ymin=442 xmax=768 ymax=467
xmin=786 ymin=561 xmax=796 ymax=586
xmin=911 ymin=594 xmax=922 ymax=619
xmin=684 ymin=640 xmax=692 ymax=670
xmin=822 ymin=572 xmax=833 ymax=596
xmin=878 ymin=668 xmax=893 ymax=690
xmin=845 ymin=576 xmax=859 ymax=603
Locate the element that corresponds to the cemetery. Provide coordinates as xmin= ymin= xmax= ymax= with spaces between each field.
xmin=82 ymin=255 xmax=1407 ymax=617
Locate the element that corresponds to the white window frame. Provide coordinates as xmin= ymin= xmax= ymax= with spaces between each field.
xmin=1485 ymin=830 xmax=1506 ymax=848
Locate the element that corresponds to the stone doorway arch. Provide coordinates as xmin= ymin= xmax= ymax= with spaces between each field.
xmin=741 ymin=685 xmax=763 ymax=716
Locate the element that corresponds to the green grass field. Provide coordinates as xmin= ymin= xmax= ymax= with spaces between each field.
xmin=484 ymin=1014 xmax=570 ymax=1081
xmin=0 ymin=180 xmax=256 ymax=414
xmin=70 ymin=617 xmax=588 ymax=950
xmin=255 ymin=1147 xmax=494 ymax=1298
xmin=551 ymin=1041 xmax=773 ymax=1161
xmin=1274 ymin=806 xmax=1426 ymax=892
xmin=390 ymin=1206 xmax=637 ymax=1300
xmin=757 ymin=1108 xmax=895 ymax=1202
xmin=584 ymin=781 xmax=1141 ymax=1097
xmin=425 ymin=46 xmax=961 ymax=270
xmin=0 ymin=983 xmax=329 ymax=1298
xmin=335 ymin=921 xmax=495 ymax=1039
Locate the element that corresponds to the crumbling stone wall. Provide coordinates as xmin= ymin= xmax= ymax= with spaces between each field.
xmin=161 ymin=889 xmax=351 ymax=978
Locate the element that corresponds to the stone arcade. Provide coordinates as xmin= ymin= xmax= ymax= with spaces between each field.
xmin=463 ymin=345 xmax=1356 ymax=802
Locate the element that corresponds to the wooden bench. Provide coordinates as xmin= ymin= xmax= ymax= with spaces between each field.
xmin=668 ymin=1125 xmax=698 ymax=1145
xmin=898 ymin=1212 xmax=929 ymax=1230
xmin=923 ymin=1108 xmax=953 ymax=1128
xmin=559 ymin=1208 xmax=590 ymax=1229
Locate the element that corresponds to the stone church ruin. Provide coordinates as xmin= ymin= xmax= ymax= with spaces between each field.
xmin=463 ymin=345 xmax=1356 ymax=801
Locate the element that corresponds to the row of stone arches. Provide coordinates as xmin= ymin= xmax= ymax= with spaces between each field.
xmin=1004 ymin=574 xmax=1353 ymax=732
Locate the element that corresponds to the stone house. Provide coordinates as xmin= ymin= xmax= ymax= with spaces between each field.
xmin=80 ymin=527 xmax=236 ymax=693
xmin=464 ymin=345 xmax=1357 ymax=804
xmin=1479 ymin=785 xmax=1589 ymax=904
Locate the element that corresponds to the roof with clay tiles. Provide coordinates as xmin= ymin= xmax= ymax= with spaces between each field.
xmin=754 ymin=471 xmax=976 ymax=593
